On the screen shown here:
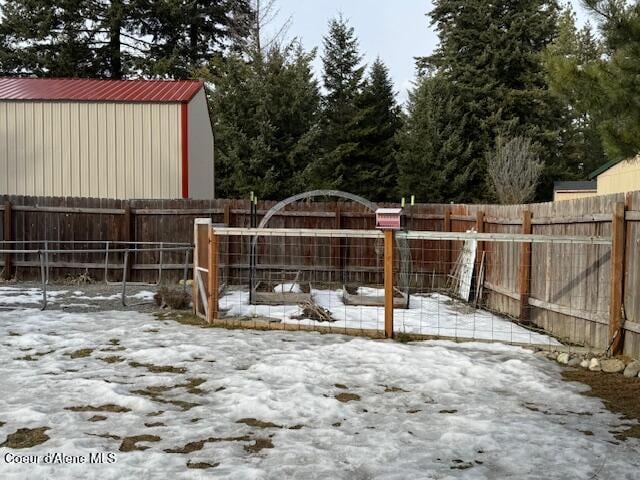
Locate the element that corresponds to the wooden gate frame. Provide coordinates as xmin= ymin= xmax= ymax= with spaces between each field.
xmin=193 ymin=218 xmax=219 ymax=322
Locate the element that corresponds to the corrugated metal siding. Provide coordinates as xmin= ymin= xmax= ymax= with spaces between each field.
xmin=0 ymin=77 xmax=202 ymax=103
xmin=0 ymin=101 xmax=181 ymax=199
xmin=597 ymin=157 xmax=640 ymax=195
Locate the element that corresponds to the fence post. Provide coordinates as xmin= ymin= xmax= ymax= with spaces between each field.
xmin=443 ymin=207 xmax=451 ymax=278
xmin=208 ymin=226 xmax=219 ymax=324
xmin=608 ymin=201 xmax=626 ymax=355
xmin=223 ymin=203 xmax=232 ymax=284
xmin=475 ymin=210 xmax=485 ymax=275
xmin=123 ymin=201 xmax=133 ymax=282
xmin=519 ymin=210 xmax=533 ymax=323
xmin=333 ymin=206 xmax=343 ymax=284
xmin=384 ymin=229 xmax=394 ymax=338
xmin=3 ymin=201 xmax=12 ymax=280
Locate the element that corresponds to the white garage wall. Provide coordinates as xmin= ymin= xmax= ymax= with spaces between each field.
xmin=0 ymin=100 xmax=182 ymax=199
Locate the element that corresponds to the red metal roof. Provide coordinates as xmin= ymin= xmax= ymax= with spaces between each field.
xmin=0 ymin=78 xmax=204 ymax=103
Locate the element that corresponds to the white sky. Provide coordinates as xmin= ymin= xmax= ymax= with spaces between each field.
xmin=269 ymin=1 xmax=593 ymax=105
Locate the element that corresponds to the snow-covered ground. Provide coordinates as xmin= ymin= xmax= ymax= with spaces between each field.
xmin=220 ymin=287 xmax=561 ymax=346
xmin=0 ymin=286 xmax=155 ymax=308
xmin=0 ymin=308 xmax=638 ymax=479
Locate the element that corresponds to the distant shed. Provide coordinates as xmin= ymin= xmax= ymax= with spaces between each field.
xmin=0 ymin=77 xmax=214 ymax=199
xmin=553 ymin=181 xmax=597 ymax=202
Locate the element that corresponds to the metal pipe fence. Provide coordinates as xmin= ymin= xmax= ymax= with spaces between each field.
xmin=0 ymin=241 xmax=193 ymax=311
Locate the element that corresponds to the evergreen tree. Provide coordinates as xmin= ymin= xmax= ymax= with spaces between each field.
xmin=0 ymin=0 xmax=252 ymax=79
xmin=136 ymin=0 xmax=252 ymax=79
xmin=543 ymin=6 xmax=606 ymax=176
xmin=414 ymin=0 xmax=569 ymax=201
xmin=0 ymin=0 xmax=99 ymax=77
xmin=304 ymin=15 xmax=367 ymax=193
xmin=547 ymin=1 xmax=640 ymax=161
xmin=345 ymin=59 xmax=401 ymax=201
xmin=206 ymin=42 xmax=321 ymax=199
xmin=397 ymin=76 xmax=470 ymax=203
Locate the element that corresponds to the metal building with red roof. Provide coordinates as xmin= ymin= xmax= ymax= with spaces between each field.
xmin=0 ymin=77 xmax=215 ymax=199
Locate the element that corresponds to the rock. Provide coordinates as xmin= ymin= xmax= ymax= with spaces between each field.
xmin=556 ymin=353 xmax=570 ymax=365
xmin=567 ymin=357 xmax=582 ymax=368
xmin=588 ymin=358 xmax=601 ymax=372
xmin=580 ymin=359 xmax=590 ymax=369
xmin=623 ymin=360 xmax=640 ymax=378
xmin=546 ymin=352 xmax=558 ymax=361
xmin=601 ymin=358 xmax=625 ymax=373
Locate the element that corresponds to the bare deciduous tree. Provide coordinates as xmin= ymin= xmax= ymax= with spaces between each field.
xmin=486 ymin=136 xmax=543 ymax=204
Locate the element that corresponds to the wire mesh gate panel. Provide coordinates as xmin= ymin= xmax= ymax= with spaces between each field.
xmin=197 ymin=223 xmax=615 ymax=351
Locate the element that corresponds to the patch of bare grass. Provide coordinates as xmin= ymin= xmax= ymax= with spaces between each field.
xmin=1 ymin=427 xmax=50 ymax=448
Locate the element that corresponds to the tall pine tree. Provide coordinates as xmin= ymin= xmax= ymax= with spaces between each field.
xmin=304 ymin=15 xmax=367 ymax=193
xmin=547 ymin=0 xmax=640 ymax=162
xmin=397 ymin=75 xmax=470 ymax=203
xmin=346 ymin=58 xmax=401 ymax=201
xmin=206 ymin=41 xmax=321 ymax=199
xmin=0 ymin=0 xmax=252 ymax=79
xmin=543 ymin=6 xmax=606 ymax=176
xmin=412 ymin=0 xmax=569 ymax=201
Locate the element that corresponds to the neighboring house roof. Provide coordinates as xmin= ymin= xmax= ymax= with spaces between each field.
xmin=588 ymin=159 xmax=623 ymax=179
xmin=0 ymin=77 xmax=203 ymax=103
xmin=553 ymin=180 xmax=597 ymax=191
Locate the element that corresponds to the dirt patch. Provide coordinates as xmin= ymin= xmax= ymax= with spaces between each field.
xmin=1 ymin=427 xmax=50 ymax=448
xmin=384 ymin=386 xmax=408 ymax=393
xmin=16 ymin=350 xmax=55 ymax=361
xmin=87 ymin=433 xmax=120 ymax=440
xmin=407 ymin=409 xmax=421 ymax=414
xmin=244 ymin=438 xmax=274 ymax=454
xmin=66 ymin=404 xmax=131 ymax=413
xmin=144 ymin=422 xmax=165 ymax=428
xmin=100 ymin=356 xmax=124 ymax=364
xmin=439 ymin=409 xmax=458 ymax=414
xmin=563 ymin=368 xmax=640 ymax=440
xmin=8 ymin=331 xmax=21 ymax=336
xmin=187 ymin=461 xmax=220 ymax=469
xmin=129 ymin=361 xmax=186 ymax=374
xmin=100 ymin=346 xmax=126 ymax=352
xmin=165 ymin=436 xmax=251 ymax=454
xmin=180 ymin=378 xmax=206 ymax=394
xmin=119 ymin=435 xmax=161 ymax=452
xmin=88 ymin=415 xmax=107 ymax=422
xmin=334 ymin=383 xmax=348 ymax=389
xmin=147 ymin=411 xmax=164 ymax=417
xmin=335 ymin=393 xmax=360 ymax=403
xmin=237 ymin=418 xmax=281 ymax=429
xmin=167 ymin=400 xmax=200 ymax=411
xmin=68 ymin=348 xmax=94 ymax=359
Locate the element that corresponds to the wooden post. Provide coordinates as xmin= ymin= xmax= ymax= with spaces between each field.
xmin=443 ymin=207 xmax=451 ymax=278
xmin=3 ymin=201 xmax=12 ymax=280
xmin=208 ymin=226 xmax=219 ymax=324
xmin=608 ymin=201 xmax=626 ymax=355
xmin=384 ymin=229 xmax=394 ymax=338
xmin=193 ymin=220 xmax=199 ymax=316
xmin=333 ymin=206 xmax=343 ymax=283
xmin=475 ymin=210 xmax=485 ymax=273
xmin=123 ymin=201 xmax=133 ymax=282
xmin=223 ymin=203 xmax=232 ymax=282
xmin=518 ymin=210 xmax=533 ymax=323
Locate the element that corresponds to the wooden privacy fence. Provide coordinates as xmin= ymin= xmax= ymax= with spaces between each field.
xmin=1 ymin=192 xmax=640 ymax=358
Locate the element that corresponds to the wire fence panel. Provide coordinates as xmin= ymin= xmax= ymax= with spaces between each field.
xmin=207 ymin=227 xmax=613 ymax=351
